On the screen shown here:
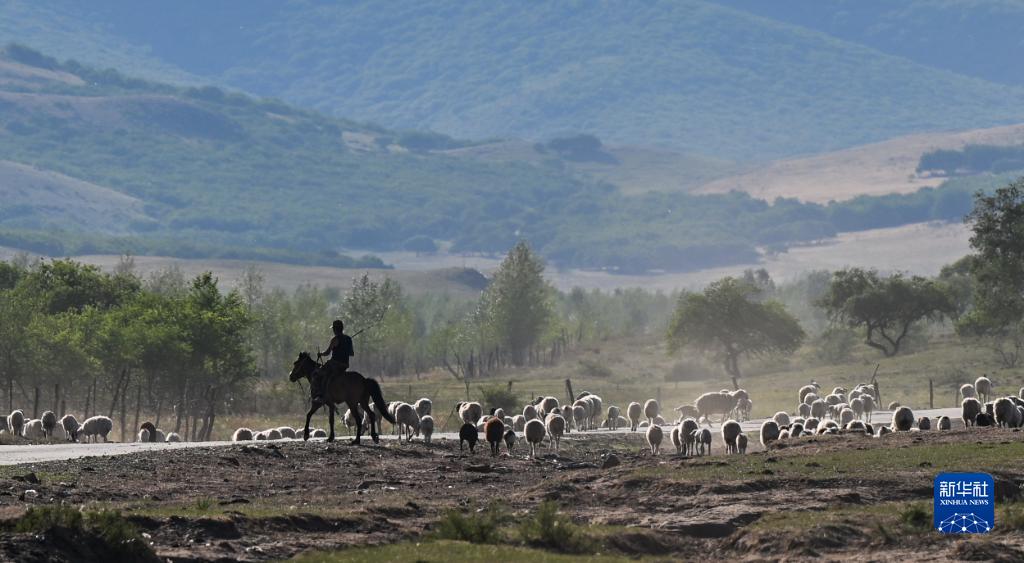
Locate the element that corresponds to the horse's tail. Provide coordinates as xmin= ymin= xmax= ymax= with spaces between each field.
xmin=366 ymin=379 xmax=395 ymax=424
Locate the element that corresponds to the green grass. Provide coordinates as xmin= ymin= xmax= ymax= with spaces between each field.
xmin=289 ymin=540 xmax=635 ymax=563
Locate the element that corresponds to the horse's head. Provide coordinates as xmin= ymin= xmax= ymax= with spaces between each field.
xmin=290 ymin=352 xmax=317 ymax=382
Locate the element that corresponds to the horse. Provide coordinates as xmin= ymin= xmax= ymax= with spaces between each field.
xmin=289 ymin=352 xmax=395 ymax=444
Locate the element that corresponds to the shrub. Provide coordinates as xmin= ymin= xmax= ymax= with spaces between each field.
xmin=898 ymin=504 xmax=930 ymax=530
xmin=1001 ymin=502 xmax=1024 ymax=530
xmin=479 ymin=385 xmax=519 ymax=412
xmin=814 ymin=327 xmax=857 ymax=363
xmin=517 ymin=501 xmax=586 ymax=553
xmin=577 ymin=358 xmax=612 ymax=379
xmin=15 ymin=506 xmax=83 ymax=533
xmin=433 ymin=504 xmax=505 ymax=544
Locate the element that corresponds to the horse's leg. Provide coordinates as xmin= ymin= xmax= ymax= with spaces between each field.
xmin=327 ymin=403 xmax=336 ymax=442
xmin=364 ymin=399 xmax=380 ymax=444
xmin=348 ymin=400 xmax=362 ymax=445
xmin=304 ymin=403 xmax=320 ymax=441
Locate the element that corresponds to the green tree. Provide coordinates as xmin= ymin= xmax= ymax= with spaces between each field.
xmin=817 ymin=268 xmax=957 ymax=357
xmin=479 ymin=242 xmax=553 ymax=365
xmin=667 ymin=277 xmax=804 ymax=387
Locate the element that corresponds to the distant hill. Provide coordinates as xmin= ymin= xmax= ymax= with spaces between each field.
xmin=2 ymin=1 xmax=1024 ymax=159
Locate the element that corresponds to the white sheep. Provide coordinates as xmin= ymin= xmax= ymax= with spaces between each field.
xmin=804 ymin=417 xmax=820 ymax=432
xmin=277 ymin=426 xmax=297 ymax=439
xmin=760 ymin=420 xmax=780 ymax=447
xmin=627 ymin=402 xmax=642 ymax=431
xmin=937 ymin=416 xmax=951 ymax=431
xmin=606 ymin=405 xmax=621 ymax=430
xmin=524 ymin=419 xmax=546 ymax=458
xmin=679 ymin=418 xmax=699 ymax=456
xmin=891 ymin=406 xmax=914 ymax=432
xmin=694 ymin=392 xmax=738 ymax=425
xmin=23 ymin=419 xmax=44 ymax=440
xmin=860 ymin=394 xmax=875 ymax=422
xmin=137 ymin=428 xmax=151 ymax=442
xmin=962 ymin=398 xmax=982 ymax=427
xmin=582 ymin=394 xmax=603 ymax=429
xmin=165 ymin=432 xmax=182 ymax=442
xmin=646 ymin=424 xmax=663 ymax=455
xmin=59 ymin=414 xmax=79 ymax=442
xmin=810 ymin=400 xmax=827 ymax=419
xmin=539 ymin=396 xmax=559 ymax=418
xmin=232 ymin=427 xmax=254 ymax=441
xmin=839 ymin=407 xmax=855 ymax=427
xmin=960 ymin=383 xmax=977 ymax=401
xmin=778 ymin=429 xmax=790 ymax=440
xmin=850 ymin=398 xmax=864 ymax=420
xmin=643 ymin=399 xmax=660 ymax=426
xmin=420 ymin=415 xmax=435 ymax=444
xmin=572 ymin=404 xmax=587 ymax=431
xmin=721 ymin=420 xmax=741 ymax=454
xmin=523 ymin=404 xmax=538 ymax=421
xmin=798 ymin=384 xmax=819 ymax=405
xmin=994 ymin=397 xmax=1017 ymax=428
xmin=266 ymin=428 xmax=283 ymax=440
xmin=457 ymin=401 xmax=483 ymax=424
xmin=512 ymin=414 xmax=526 ymax=432
xmin=1019 ymin=387 xmax=1024 ymax=400
xmin=545 ymin=413 xmax=566 ymax=452
xmin=395 ymin=403 xmax=420 ymax=442
xmin=772 ymin=411 xmax=790 ymax=427
xmin=798 ymin=403 xmax=811 ymax=418
xmin=674 ymin=404 xmax=700 ymax=420
xmin=737 ymin=433 xmax=748 ymax=454
xmin=311 ymin=429 xmax=328 ymax=438
xmin=696 ymin=428 xmax=712 ymax=456
xmin=671 ymin=426 xmax=682 ymax=454
xmin=414 ymin=398 xmax=432 ymax=418
xmin=41 ymin=411 xmax=57 ymax=438
xmin=975 ymin=377 xmax=992 ymax=404
xmin=876 ymin=425 xmax=893 ymax=437
xmin=79 ymin=416 xmax=113 ymax=443
xmin=7 ymin=410 xmax=25 ymax=437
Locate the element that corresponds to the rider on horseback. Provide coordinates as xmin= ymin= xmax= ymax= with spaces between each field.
xmin=313 ymin=320 xmax=354 ymax=403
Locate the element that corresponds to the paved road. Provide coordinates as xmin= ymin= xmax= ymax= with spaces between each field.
xmin=0 ymin=407 xmax=964 ymax=466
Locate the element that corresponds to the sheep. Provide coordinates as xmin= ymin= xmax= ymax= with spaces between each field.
xmin=721 ymin=420 xmax=742 ymax=454
xmin=312 ymin=428 xmax=328 ymax=438
xmin=671 ymin=426 xmax=682 ymax=454
xmin=137 ymin=428 xmax=151 ymax=442
xmin=1017 ymin=406 xmax=1024 ymax=428
xmin=627 ymin=402 xmax=642 ymax=431
xmin=485 ymin=417 xmax=505 ymax=456
xmin=804 ymin=417 xmax=820 ymax=432
xmin=457 ymin=401 xmax=483 ymax=424
xmin=523 ymin=404 xmax=538 ymax=422
xmin=975 ymin=412 xmax=995 ymax=427
xmin=266 ymin=428 xmax=283 ymax=440
xmin=458 ymin=422 xmax=478 ymax=452
xmin=839 ymin=407 xmax=855 ymax=427
xmin=876 ymin=425 xmax=893 ymax=437
xmin=606 ymin=406 xmax=621 ymax=430
xmin=639 ymin=421 xmax=649 ymax=428
xmin=850 ymin=398 xmax=864 ymax=420
xmin=139 ymin=422 xmax=158 ymax=442
xmin=772 ymin=411 xmax=791 ymax=427
xmin=733 ymin=398 xmax=753 ymax=421
xmin=737 ymin=433 xmax=748 ymax=454
xmin=277 ymin=426 xmax=297 ymax=439
xmin=492 ymin=408 xmax=506 ymax=421
xmin=165 ymin=432 xmax=181 ymax=443
xmin=789 ymin=422 xmax=805 ymax=437
xmin=962 ymin=398 xmax=982 ymax=427
xmin=572 ymin=404 xmax=588 ymax=431
xmin=917 ymin=417 xmax=931 ymax=431
xmin=417 ymin=415 xmax=434 ymax=446
xmin=891 ymin=406 xmax=914 ymax=431
xmin=798 ymin=403 xmax=811 ymax=418
xmin=810 ymin=400 xmax=827 ymax=419
xmin=7 ymin=410 xmax=25 ymax=437
xmin=524 ymin=419 xmax=545 ymax=458
xmin=232 ymin=427 xmax=254 ymax=441
xmin=674 ymin=404 xmax=700 ymax=420
xmin=824 ymin=394 xmax=843 ymax=407
xmin=539 ymin=397 xmax=559 ymax=418
xmin=59 ymin=414 xmax=79 ymax=442
xmin=646 ymin=424 xmax=663 ymax=455
xmin=845 ymin=420 xmax=866 ymax=432
xmin=860 ymin=395 xmax=875 ymax=422
xmin=545 ymin=413 xmax=566 ymax=453
xmin=798 ymin=384 xmax=819 ymax=405
xmin=937 ymin=416 xmax=951 ymax=431
xmin=1020 ymin=387 xmax=1024 ymax=400
xmin=23 ymin=419 xmax=44 ymax=440
xmin=696 ymin=428 xmax=712 ymax=456
xmin=679 ymin=418 xmax=699 ymax=456
xmin=509 ymin=414 xmax=525 ymax=432
xmin=694 ymin=392 xmax=738 ymax=425
xmin=582 ymin=394 xmax=603 ymax=429
xmin=643 ymin=399 xmax=660 ymax=426
xmin=975 ymin=376 xmax=992 ymax=404
xmin=778 ymin=429 xmax=790 ymax=440
xmin=985 ymin=401 xmax=995 ymax=417
xmin=40 ymin=411 xmax=57 ymax=438
xmin=79 ymin=416 xmax=113 ymax=443
xmin=760 ymin=420 xmax=780 ymax=447
xmin=864 ymin=423 xmax=874 ymax=436
xmin=887 ymin=401 xmax=900 ymax=410
xmin=414 ymin=398 xmax=432 ymax=418
xmin=960 ymin=383 xmax=977 ymax=401
xmin=994 ymin=397 xmax=1017 ymax=428
xmin=395 ymin=403 xmax=420 ymax=443
xmin=255 ymin=431 xmax=267 ymax=440
xmin=802 ymin=393 xmax=819 ymax=406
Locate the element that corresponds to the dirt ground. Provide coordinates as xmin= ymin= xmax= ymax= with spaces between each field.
xmin=0 ymin=428 xmax=1023 ymax=562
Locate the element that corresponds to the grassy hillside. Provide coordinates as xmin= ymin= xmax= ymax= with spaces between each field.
xmin=2 ymin=1 xmax=1024 ymax=159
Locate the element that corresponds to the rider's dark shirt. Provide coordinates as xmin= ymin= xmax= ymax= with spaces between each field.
xmin=330 ymin=334 xmax=354 ymax=362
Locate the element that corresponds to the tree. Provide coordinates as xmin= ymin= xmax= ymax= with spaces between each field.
xmin=479 ymin=241 xmax=553 ymax=365
xmin=667 ymin=277 xmax=804 ymax=387
xmin=817 ymin=268 xmax=957 ymax=357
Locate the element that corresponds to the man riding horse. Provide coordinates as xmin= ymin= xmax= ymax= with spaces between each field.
xmin=313 ymin=320 xmax=354 ymax=403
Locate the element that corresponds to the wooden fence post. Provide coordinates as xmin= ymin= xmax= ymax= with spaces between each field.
xmin=565 ymin=378 xmax=575 ymax=406
xmin=929 ymin=379 xmax=934 ymax=409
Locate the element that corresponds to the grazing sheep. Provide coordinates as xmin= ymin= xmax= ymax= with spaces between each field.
xmin=139 ymin=422 xmax=158 ymax=442
xmin=802 ymin=393 xmax=819 ymax=406
xmin=653 ymin=415 xmax=666 ymax=426
xmin=545 ymin=413 xmax=566 ymax=453
xmin=511 ymin=414 xmax=526 ymax=432
xmin=778 ymin=429 xmax=790 ymax=440
xmin=539 ymin=397 xmax=559 ymax=418
xmin=674 ymin=404 xmax=700 ymax=420
xmin=962 ymin=398 xmax=982 ymax=427
xmin=772 ymin=412 xmax=791 ymax=427
xmin=975 ymin=412 xmax=995 ymax=427
xmin=502 ymin=428 xmax=516 ymax=453
xmin=760 ymin=420 xmax=780 ymax=447
xmin=917 ymin=417 xmax=931 ymax=431
xmin=582 ymin=394 xmax=603 ymax=429
xmin=891 ymin=406 xmax=914 ymax=431
xmin=975 ymin=376 xmax=992 ymax=403
xmin=23 ymin=419 xmax=44 ymax=440
xmin=79 ymin=416 xmax=113 ymax=443
xmin=277 ymin=427 xmax=297 ymax=439
xmin=876 ymin=425 xmax=893 ymax=437
xmin=459 ymin=422 xmax=478 ymax=452
xmin=524 ymin=419 xmax=545 ymax=458
xmin=798 ymin=403 xmax=811 ymax=418
xmin=844 ymin=420 xmax=866 ymax=432
xmin=960 ymin=384 xmax=977 ymax=401
xmin=825 ymin=394 xmax=843 ymax=407
xmin=804 ymin=417 xmax=820 ymax=432
xmin=492 ymin=408 xmax=506 ymax=421
xmin=937 ymin=416 xmax=951 ymax=431
xmin=643 ymin=399 xmax=660 ymax=426
xmin=137 ymin=428 xmax=151 ymax=442
xmin=679 ymin=418 xmax=699 ymax=456
xmin=395 ymin=403 xmax=420 ymax=443
xmin=1019 ymin=387 xmax=1024 ymax=400
xmin=850 ymin=398 xmax=864 ymax=420
xmin=887 ymin=401 xmax=900 ymax=410
xmin=994 ymin=397 xmax=1017 ymax=428
xmin=311 ymin=428 xmax=328 ymax=438
xmin=232 ymin=427 xmax=254 ymax=441
xmin=627 ymin=402 xmax=642 ymax=431
xmin=860 ymin=395 xmax=875 ymax=422
xmin=810 ymin=400 xmax=827 ymax=419
xmin=733 ymin=397 xmax=753 ymax=421
xmin=789 ymin=422 xmax=805 ymax=437
xmin=165 ymin=432 xmax=181 ymax=442
xmin=798 ymin=384 xmax=819 ymax=405
xmin=671 ymin=426 xmax=682 ymax=454
xmin=523 ymin=404 xmax=539 ymax=421
xmin=266 ymin=428 xmax=283 ymax=440
xmin=7 ymin=410 xmax=25 ymax=437
xmin=606 ymin=406 xmax=621 ymax=430
xmin=839 ymin=407 xmax=855 ymax=427
xmin=639 ymin=421 xmax=649 ymax=428
xmin=485 ymin=417 xmax=505 ymax=456
xmin=722 ymin=420 xmax=742 ymax=454
xmin=41 ymin=411 xmax=57 ymax=438
xmin=696 ymin=428 xmax=712 ymax=456
xmin=457 ymin=401 xmax=484 ymax=424
xmin=572 ymin=404 xmax=588 ymax=431
xmin=737 ymin=433 xmax=748 ymax=454
xmin=414 ymin=398 xmax=432 ymax=418
xmin=420 ymin=415 xmax=435 ymax=444
xmin=694 ymin=392 xmax=739 ymax=425
xmin=59 ymin=414 xmax=79 ymax=442
xmin=254 ymin=431 xmax=267 ymax=440
xmin=646 ymin=424 xmax=663 ymax=455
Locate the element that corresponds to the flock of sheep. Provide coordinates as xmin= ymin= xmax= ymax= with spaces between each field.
xmin=1 ymin=410 xmax=120 ymax=443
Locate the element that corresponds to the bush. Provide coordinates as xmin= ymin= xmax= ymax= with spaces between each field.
xmin=14 ymin=507 xmax=154 ymax=561
xmin=577 ymin=358 xmax=612 ymax=378
xmin=898 ymin=504 xmax=930 ymax=530
xmin=479 ymin=385 xmax=519 ymax=412
xmin=517 ymin=501 xmax=587 ymax=553
xmin=814 ymin=327 xmax=857 ymax=363
xmin=15 ymin=506 xmax=83 ymax=533
xmin=433 ymin=504 xmax=505 ymax=544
